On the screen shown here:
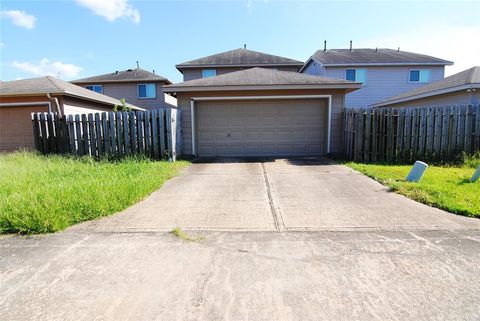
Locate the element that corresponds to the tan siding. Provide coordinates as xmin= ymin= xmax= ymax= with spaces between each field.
xmin=0 ymin=105 xmax=48 ymax=152
xmin=385 ymin=91 xmax=480 ymax=108
xmin=177 ymin=89 xmax=347 ymax=156
xmin=61 ymin=96 xmax=114 ymax=115
xmin=74 ymin=81 xmax=171 ymax=110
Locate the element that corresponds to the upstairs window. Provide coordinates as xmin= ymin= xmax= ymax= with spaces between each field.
xmin=409 ymin=69 xmax=431 ymax=83
xmin=202 ymin=69 xmax=217 ymax=78
xmin=137 ymin=83 xmax=156 ymax=98
xmin=85 ymin=84 xmax=103 ymax=94
xmin=345 ymin=69 xmax=367 ymax=84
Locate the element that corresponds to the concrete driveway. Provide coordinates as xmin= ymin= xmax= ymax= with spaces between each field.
xmin=2 ymin=158 xmax=480 ymax=321
xmin=77 ymin=157 xmax=479 ymax=232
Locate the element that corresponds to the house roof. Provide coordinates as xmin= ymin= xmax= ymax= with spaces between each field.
xmin=303 ymin=48 xmax=453 ymax=68
xmin=72 ymin=68 xmax=171 ymax=84
xmin=0 ymin=76 xmax=143 ymax=110
xmin=176 ymin=48 xmax=304 ymax=70
xmin=163 ymin=67 xmax=362 ymax=92
xmin=372 ymin=66 xmax=480 ymax=107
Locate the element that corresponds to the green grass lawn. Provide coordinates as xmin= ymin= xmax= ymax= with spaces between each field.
xmin=0 ymin=151 xmax=189 ymax=234
xmin=346 ymin=159 xmax=480 ymax=218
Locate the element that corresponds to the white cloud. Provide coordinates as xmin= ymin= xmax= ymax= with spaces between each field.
xmin=1 ymin=10 xmax=36 ymax=29
xmin=75 ymin=0 xmax=140 ymax=23
xmin=357 ymin=24 xmax=480 ymax=76
xmin=12 ymin=58 xmax=83 ymax=78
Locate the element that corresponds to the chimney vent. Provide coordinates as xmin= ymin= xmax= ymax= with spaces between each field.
xmin=324 ymin=40 xmax=327 ymax=51
xmin=397 ymin=47 xmax=400 ymax=52
xmin=136 ymin=61 xmax=139 ymax=68
xmin=375 ymin=47 xmax=378 ymax=52
xmin=244 ymin=44 xmax=246 ymax=49
xmin=349 ymin=40 xmax=352 ymax=51
xmin=115 ymin=70 xmax=119 ymax=75
xmin=153 ymin=69 xmax=155 ymax=74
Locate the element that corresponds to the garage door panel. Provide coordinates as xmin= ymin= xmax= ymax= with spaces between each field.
xmin=196 ymin=99 xmax=327 ymax=157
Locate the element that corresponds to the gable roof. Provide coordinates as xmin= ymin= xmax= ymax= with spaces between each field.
xmin=163 ymin=67 xmax=361 ymax=92
xmin=372 ymin=66 xmax=480 ymax=107
xmin=302 ymin=48 xmax=453 ymax=70
xmin=176 ymin=48 xmax=304 ymax=70
xmin=72 ymin=68 xmax=171 ymax=84
xmin=0 ymin=76 xmax=143 ymax=110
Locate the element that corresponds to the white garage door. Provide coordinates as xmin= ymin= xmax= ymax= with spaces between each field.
xmin=196 ymin=99 xmax=328 ymax=157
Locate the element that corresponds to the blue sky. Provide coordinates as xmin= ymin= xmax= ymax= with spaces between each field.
xmin=1 ymin=0 xmax=479 ymax=83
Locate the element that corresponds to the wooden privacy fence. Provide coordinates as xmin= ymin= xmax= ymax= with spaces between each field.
xmin=32 ymin=109 xmax=180 ymax=160
xmin=344 ymin=105 xmax=480 ymax=163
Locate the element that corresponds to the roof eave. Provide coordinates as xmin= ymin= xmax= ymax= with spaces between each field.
xmin=371 ymin=83 xmax=480 ymax=107
xmin=62 ymin=91 xmax=145 ymax=111
xmin=175 ymin=62 xmax=304 ymax=69
xmin=321 ymin=62 xmax=454 ymax=67
xmin=71 ymin=78 xmax=169 ymax=84
xmin=163 ymin=84 xmax=362 ymax=93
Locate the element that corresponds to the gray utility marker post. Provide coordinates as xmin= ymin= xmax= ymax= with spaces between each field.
xmin=406 ymin=161 xmax=428 ymax=182
xmin=471 ymin=166 xmax=480 ymax=182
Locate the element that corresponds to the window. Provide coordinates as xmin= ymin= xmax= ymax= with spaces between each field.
xmin=202 ymin=69 xmax=216 ymax=78
xmin=409 ymin=69 xmax=431 ymax=83
xmin=137 ymin=83 xmax=156 ymax=98
xmin=85 ymin=84 xmax=103 ymax=94
xmin=345 ymin=69 xmax=367 ymax=84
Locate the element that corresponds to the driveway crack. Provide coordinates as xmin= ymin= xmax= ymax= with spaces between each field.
xmin=261 ymin=161 xmax=285 ymax=232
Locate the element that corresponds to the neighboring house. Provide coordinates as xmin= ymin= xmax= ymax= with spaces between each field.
xmin=300 ymin=48 xmax=453 ymax=108
xmin=176 ymin=48 xmax=304 ymax=81
xmin=163 ymin=67 xmax=361 ymax=158
xmin=72 ymin=68 xmax=175 ymax=110
xmin=0 ymin=76 xmax=142 ymax=152
xmin=372 ymin=66 xmax=480 ymax=108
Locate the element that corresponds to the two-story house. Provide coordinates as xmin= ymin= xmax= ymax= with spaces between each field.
xmin=176 ymin=48 xmax=304 ymax=81
xmin=300 ymin=48 xmax=453 ymax=107
xmin=72 ymin=68 xmax=175 ymax=110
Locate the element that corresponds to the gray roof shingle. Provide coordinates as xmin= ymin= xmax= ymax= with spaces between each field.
xmin=309 ymin=48 xmax=453 ymax=66
xmin=373 ymin=66 xmax=480 ymax=106
xmin=0 ymin=76 xmax=142 ymax=110
xmin=72 ymin=68 xmax=171 ymax=84
xmin=163 ymin=67 xmax=361 ymax=92
xmin=176 ymin=48 xmax=304 ymax=69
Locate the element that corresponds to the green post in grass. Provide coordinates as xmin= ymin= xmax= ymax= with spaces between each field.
xmin=406 ymin=161 xmax=428 ymax=182
xmin=471 ymin=166 xmax=480 ymax=182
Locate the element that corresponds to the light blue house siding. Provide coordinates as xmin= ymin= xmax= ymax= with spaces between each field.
xmin=302 ymin=60 xmax=445 ymax=107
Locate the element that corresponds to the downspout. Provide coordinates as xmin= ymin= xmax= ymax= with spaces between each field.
xmin=47 ymin=93 xmax=62 ymax=116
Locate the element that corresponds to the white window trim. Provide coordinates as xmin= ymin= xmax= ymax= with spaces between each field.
xmin=202 ymin=69 xmax=217 ymax=78
xmin=137 ymin=83 xmax=157 ymax=99
xmin=85 ymin=84 xmax=103 ymax=94
xmin=408 ymin=69 xmax=430 ymax=83
xmin=189 ymin=95 xmax=332 ymax=156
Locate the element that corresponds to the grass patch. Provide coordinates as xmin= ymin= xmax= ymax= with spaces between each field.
xmin=346 ymin=160 xmax=480 ymax=218
xmin=170 ymin=227 xmax=204 ymax=242
xmin=0 ymin=151 xmax=189 ymax=234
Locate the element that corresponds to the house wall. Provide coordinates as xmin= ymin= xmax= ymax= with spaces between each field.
xmin=176 ymin=89 xmax=346 ymax=157
xmin=73 ymin=81 xmax=174 ymax=110
xmin=302 ymin=62 xmax=445 ymax=108
xmin=0 ymin=96 xmax=51 ymax=152
xmin=381 ymin=90 xmax=480 ymax=108
xmin=180 ymin=66 xmax=300 ymax=82
xmin=60 ymin=96 xmax=115 ymax=115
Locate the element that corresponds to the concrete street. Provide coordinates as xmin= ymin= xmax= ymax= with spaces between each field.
xmin=1 ymin=158 xmax=479 ymax=320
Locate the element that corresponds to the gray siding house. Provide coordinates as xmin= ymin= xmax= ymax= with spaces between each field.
xmin=176 ymin=48 xmax=304 ymax=82
xmin=72 ymin=68 xmax=175 ymax=111
xmin=372 ymin=66 xmax=480 ymax=108
xmin=300 ymin=48 xmax=453 ymax=108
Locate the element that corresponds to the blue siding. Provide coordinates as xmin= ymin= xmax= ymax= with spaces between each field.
xmin=302 ymin=59 xmax=325 ymax=76
xmin=301 ymin=61 xmax=445 ymax=108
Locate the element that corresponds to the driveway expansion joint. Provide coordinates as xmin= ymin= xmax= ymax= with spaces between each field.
xmin=261 ymin=161 xmax=285 ymax=232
